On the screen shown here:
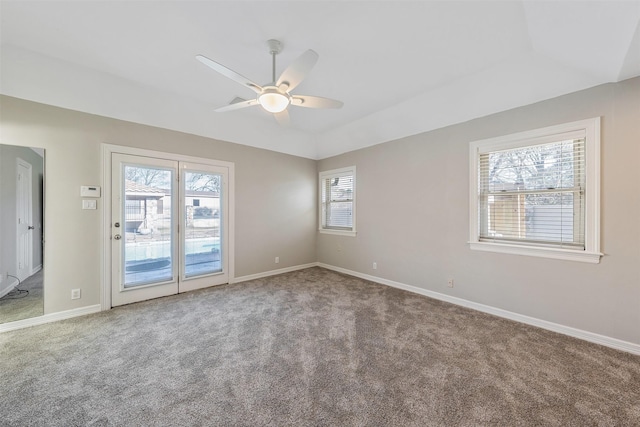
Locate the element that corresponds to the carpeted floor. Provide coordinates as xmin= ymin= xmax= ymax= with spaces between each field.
xmin=1 ymin=267 xmax=639 ymax=426
xmin=0 ymin=269 xmax=44 ymax=324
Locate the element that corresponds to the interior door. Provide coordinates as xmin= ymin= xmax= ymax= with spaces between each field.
xmin=16 ymin=158 xmax=33 ymax=280
xmin=111 ymin=153 xmax=179 ymax=306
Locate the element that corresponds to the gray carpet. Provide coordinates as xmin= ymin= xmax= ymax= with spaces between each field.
xmin=0 ymin=270 xmax=44 ymax=324
xmin=1 ymin=267 xmax=638 ymax=426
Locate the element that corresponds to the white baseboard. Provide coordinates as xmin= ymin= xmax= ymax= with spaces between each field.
xmin=6 ymin=264 xmax=637 ymax=356
xmin=233 ymin=262 xmax=320 ymax=284
xmin=31 ymin=264 xmax=42 ymax=275
xmin=2 ymin=263 xmax=318 ymax=333
xmin=0 ymin=304 xmax=101 ymax=333
xmin=318 ymin=263 xmax=640 ymax=356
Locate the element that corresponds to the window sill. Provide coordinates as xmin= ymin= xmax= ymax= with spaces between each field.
xmin=319 ymin=229 xmax=357 ymax=237
xmin=469 ymin=241 xmax=602 ymax=264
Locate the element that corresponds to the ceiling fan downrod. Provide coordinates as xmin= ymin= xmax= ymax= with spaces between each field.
xmin=267 ymin=39 xmax=283 ymax=84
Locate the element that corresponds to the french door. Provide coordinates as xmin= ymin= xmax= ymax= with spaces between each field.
xmin=111 ymin=153 xmax=230 ymax=307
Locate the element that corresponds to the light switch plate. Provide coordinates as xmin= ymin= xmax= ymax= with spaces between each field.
xmin=82 ymin=199 xmax=97 ymax=210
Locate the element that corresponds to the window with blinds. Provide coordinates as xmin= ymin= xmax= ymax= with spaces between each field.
xmin=469 ymin=118 xmax=601 ymax=263
xmin=319 ymin=167 xmax=356 ymax=235
xmin=479 ymin=136 xmax=585 ymax=249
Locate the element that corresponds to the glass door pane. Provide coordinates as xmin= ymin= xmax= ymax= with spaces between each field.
xmin=183 ymin=171 xmax=222 ymax=278
xmin=123 ymin=165 xmax=174 ymax=287
xmin=111 ymin=153 xmax=179 ymax=307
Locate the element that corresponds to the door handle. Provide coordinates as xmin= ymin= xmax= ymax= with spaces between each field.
xmin=28 ymin=226 xmax=35 ymax=230
xmin=114 ymin=234 xmax=122 ymax=240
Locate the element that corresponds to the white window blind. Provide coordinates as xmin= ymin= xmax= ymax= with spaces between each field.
xmin=478 ymin=135 xmax=586 ymax=249
xmin=469 ymin=118 xmax=600 ymax=263
xmin=319 ymin=167 xmax=356 ymax=235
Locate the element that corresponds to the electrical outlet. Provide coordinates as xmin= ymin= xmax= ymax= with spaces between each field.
xmin=372 ymin=262 xmax=377 ymax=270
xmin=447 ymin=279 xmax=454 ymax=288
xmin=275 ymin=256 xmax=279 ymax=264
xmin=71 ymin=289 xmax=81 ymax=300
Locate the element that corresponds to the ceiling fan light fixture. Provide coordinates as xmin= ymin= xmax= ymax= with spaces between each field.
xmin=197 ymin=41 xmax=342 ymax=120
xmin=258 ymin=87 xmax=290 ymax=113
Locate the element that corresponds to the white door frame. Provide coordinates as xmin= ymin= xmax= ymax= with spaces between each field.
xmin=101 ymin=144 xmax=235 ymax=311
xmin=16 ymin=157 xmax=33 ymax=281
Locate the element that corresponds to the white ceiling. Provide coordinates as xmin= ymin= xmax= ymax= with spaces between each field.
xmin=1 ymin=1 xmax=639 ymax=159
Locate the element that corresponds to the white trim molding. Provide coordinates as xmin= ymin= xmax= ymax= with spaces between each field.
xmin=0 ymin=304 xmax=101 ymax=333
xmin=233 ymin=262 xmax=319 ymax=284
xmin=318 ymin=263 xmax=640 ymax=356
xmin=0 ymin=261 xmax=318 ymax=333
xmin=319 ymin=229 xmax=357 ymax=237
xmin=468 ymin=241 xmax=602 ymax=263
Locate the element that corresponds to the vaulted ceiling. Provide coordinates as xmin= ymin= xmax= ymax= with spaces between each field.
xmin=1 ymin=1 xmax=639 ymax=159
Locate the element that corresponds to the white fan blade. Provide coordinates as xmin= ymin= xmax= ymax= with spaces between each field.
xmin=196 ymin=54 xmax=262 ymax=94
xmin=276 ymin=49 xmax=318 ymax=92
xmin=291 ymin=95 xmax=343 ymax=109
xmin=215 ymin=98 xmax=259 ymax=112
xmin=274 ymin=109 xmax=291 ymax=126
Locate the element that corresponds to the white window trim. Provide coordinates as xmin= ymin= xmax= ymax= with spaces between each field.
xmin=469 ymin=118 xmax=601 ymax=263
xmin=319 ymin=166 xmax=356 ymax=237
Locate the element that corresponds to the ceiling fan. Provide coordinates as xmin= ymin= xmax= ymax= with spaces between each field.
xmin=196 ymin=39 xmax=343 ymax=125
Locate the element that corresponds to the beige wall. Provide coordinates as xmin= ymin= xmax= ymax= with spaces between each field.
xmin=318 ymin=77 xmax=640 ymax=346
xmin=0 ymin=95 xmax=317 ymax=315
xmin=2 ymin=77 xmax=639 ymax=347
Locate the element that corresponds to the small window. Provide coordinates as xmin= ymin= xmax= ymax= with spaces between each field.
xmin=469 ymin=118 xmax=601 ymax=263
xmin=319 ymin=166 xmax=356 ymax=236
